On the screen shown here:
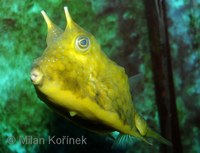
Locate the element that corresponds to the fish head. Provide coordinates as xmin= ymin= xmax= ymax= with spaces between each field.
xmin=30 ymin=7 xmax=102 ymax=103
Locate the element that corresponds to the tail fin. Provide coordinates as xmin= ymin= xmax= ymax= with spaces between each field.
xmin=134 ymin=113 xmax=172 ymax=146
xmin=147 ymin=128 xmax=172 ymax=146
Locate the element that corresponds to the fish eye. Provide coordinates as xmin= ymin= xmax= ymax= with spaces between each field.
xmin=75 ymin=36 xmax=90 ymax=52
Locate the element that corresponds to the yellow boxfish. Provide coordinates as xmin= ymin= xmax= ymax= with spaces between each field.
xmin=30 ymin=6 xmax=171 ymax=146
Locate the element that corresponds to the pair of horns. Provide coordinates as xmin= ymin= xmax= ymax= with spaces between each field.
xmin=41 ymin=7 xmax=74 ymax=45
xmin=41 ymin=6 xmax=73 ymax=29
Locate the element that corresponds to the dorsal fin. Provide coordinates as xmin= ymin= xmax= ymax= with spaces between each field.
xmin=129 ymin=74 xmax=144 ymax=96
xmin=41 ymin=10 xmax=64 ymax=46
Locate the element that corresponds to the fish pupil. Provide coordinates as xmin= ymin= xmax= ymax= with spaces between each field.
xmin=80 ymin=39 xmax=87 ymax=46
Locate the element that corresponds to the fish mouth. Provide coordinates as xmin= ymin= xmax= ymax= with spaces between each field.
xmin=30 ymin=66 xmax=44 ymax=85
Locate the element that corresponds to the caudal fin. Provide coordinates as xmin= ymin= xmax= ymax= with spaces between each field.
xmin=147 ymin=128 xmax=172 ymax=146
xmin=134 ymin=113 xmax=172 ymax=146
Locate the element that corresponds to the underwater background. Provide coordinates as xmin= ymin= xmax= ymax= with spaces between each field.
xmin=0 ymin=0 xmax=199 ymax=153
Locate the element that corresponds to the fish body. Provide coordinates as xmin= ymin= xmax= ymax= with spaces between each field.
xmin=31 ymin=7 xmax=171 ymax=145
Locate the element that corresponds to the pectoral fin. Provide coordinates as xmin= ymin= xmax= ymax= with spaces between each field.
xmin=69 ymin=111 xmax=77 ymax=117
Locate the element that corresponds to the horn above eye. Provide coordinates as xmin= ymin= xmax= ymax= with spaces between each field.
xmin=41 ymin=10 xmax=64 ymax=45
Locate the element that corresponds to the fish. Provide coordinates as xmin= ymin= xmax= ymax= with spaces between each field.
xmin=30 ymin=6 xmax=171 ymax=146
